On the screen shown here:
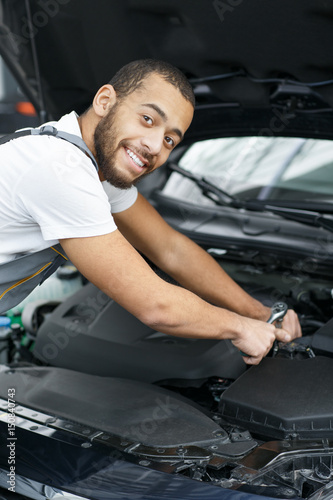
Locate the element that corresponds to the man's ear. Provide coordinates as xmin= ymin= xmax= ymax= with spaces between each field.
xmin=92 ymin=84 xmax=117 ymax=117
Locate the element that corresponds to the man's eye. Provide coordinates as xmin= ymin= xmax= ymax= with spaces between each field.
xmin=165 ymin=136 xmax=175 ymax=147
xmin=143 ymin=115 xmax=153 ymax=125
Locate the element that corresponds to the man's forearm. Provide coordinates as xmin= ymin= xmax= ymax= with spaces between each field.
xmin=60 ymin=231 xmax=295 ymax=365
xmin=155 ymin=230 xmax=271 ymax=321
xmin=113 ymin=194 xmax=301 ymax=341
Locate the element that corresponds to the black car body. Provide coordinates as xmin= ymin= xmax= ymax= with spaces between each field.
xmin=0 ymin=1 xmax=333 ymax=499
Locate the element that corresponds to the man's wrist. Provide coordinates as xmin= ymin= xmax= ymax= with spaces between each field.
xmin=249 ymin=302 xmax=271 ymax=322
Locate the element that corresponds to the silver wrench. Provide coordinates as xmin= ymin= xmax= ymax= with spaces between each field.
xmin=240 ymin=301 xmax=288 ymax=357
xmin=267 ymin=302 xmax=288 ymax=327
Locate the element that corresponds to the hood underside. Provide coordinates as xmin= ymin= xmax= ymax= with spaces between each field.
xmin=0 ymin=0 xmax=333 ymax=132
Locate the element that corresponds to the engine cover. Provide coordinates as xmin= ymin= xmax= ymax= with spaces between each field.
xmin=219 ymin=356 xmax=333 ymax=440
xmin=0 ymin=365 xmax=238 ymax=451
xmin=33 ymin=282 xmax=245 ymax=382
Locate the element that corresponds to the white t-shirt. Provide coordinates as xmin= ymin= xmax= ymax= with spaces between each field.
xmin=0 ymin=112 xmax=138 ymax=264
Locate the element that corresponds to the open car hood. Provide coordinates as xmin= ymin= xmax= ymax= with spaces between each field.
xmin=1 ymin=0 xmax=333 ymax=137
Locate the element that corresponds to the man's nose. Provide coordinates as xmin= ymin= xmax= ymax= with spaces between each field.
xmin=141 ymin=129 xmax=164 ymax=156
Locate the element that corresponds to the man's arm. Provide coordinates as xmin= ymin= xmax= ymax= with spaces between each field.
xmin=113 ymin=193 xmax=301 ymax=338
xmin=59 ymin=229 xmax=292 ymax=365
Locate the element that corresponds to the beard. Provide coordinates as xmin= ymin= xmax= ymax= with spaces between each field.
xmin=93 ymin=103 xmax=155 ymax=189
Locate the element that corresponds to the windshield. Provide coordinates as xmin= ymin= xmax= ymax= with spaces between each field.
xmin=162 ymin=137 xmax=333 ymax=206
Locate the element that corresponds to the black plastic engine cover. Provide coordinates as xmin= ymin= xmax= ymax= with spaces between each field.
xmin=219 ymin=357 xmax=333 ymax=440
xmin=33 ymin=282 xmax=245 ymax=382
xmin=0 ymin=365 xmax=226 ymax=448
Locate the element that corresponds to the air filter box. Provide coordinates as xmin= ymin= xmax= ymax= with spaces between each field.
xmin=219 ymin=357 xmax=333 ymax=440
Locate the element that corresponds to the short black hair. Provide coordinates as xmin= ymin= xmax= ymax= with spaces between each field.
xmin=108 ymin=59 xmax=195 ymax=108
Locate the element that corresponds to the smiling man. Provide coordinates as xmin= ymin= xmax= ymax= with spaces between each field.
xmin=80 ymin=67 xmax=193 ymax=188
xmin=0 ymin=59 xmax=301 ymax=364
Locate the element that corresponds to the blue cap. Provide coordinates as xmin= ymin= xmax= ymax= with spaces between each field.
xmin=0 ymin=317 xmax=11 ymax=327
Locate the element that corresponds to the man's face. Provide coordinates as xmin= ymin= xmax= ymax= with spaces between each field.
xmin=93 ymin=74 xmax=194 ymax=189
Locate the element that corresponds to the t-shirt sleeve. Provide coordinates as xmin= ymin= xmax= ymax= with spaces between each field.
xmin=17 ymin=139 xmax=117 ymax=241
xmin=102 ymin=182 xmax=138 ymax=213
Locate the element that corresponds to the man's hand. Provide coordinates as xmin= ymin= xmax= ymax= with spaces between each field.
xmin=231 ymin=307 xmax=302 ymax=365
xmin=279 ymin=309 xmax=302 ymax=340
xmin=231 ymin=316 xmax=292 ymax=365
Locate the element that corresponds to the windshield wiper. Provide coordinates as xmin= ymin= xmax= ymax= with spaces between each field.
xmin=168 ymin=162 xmax=239 ymax=206
xmin=243 ymin=199 xmax=333 ymax=214
xmin=245 ymin=202 xmax=333 ymax=233
xmin=168 ymin=163 xmax=333 ymax=233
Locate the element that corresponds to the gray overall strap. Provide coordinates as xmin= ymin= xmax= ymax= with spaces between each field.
xmin=31 ymin=125 xmax=99 ymax=172
xmin=0 ymin=244 xmax=68 ymax=315
xmin=0 ymin=124 xmax=99 ymax=172
xmin=0 ymin=124 xmax=98 ymax=314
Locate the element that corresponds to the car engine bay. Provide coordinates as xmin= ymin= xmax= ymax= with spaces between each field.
xmin=1 ymin=247 xmax=333 ymax=500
